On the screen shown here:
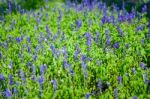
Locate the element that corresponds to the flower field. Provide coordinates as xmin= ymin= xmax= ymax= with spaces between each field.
xmin=0 ymin=1 xmax=150 ymax=99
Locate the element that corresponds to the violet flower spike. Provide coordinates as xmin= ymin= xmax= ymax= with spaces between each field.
xmin=85 ymin=93 xmax=90 ymax=99
xmin=4 ymin=88 xmax=12 ymax=97
xmin=114 ymin=88 xmax=118 ymax=99
xmin=117 ymin=76 xmax=122 ymax=84
xmin=0 ymin=74 xmax=4 ymax=80
xmin=9 ymin=74 xmax=13 ymax=86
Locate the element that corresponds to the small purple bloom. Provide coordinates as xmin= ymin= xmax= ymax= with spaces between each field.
xmin=13 ymin=88 xmax=17 ymax=95
xmin=8 ymin=61 xmax=12 ymax=69
xmin=139 ymin=62 xmax=145 ymax=69
xmin=114 ymin=88 xmax=118 ymax=99
xmin=106 ymin=36 xmax=111 ymax=46
xmin=97 ymin=79 xmax=102 ymax=91
xmin=9 ymin=75 xmax=13 ymax=86
xmin=27 ymin=37 xmax=31 ymax=43
xmin=0 ymin=74 xmax=4 ymax=80
xmin=31 ymin=75 xmax=36 ymax=81
xmin=113 ymin=42 xmax=120 ymax=49
xmin=38 ymin=76 xmax=44 ymax=85
xmin=4 ymin=88 xmax=12 ymax=97
xmin=51 ymin=79 xmax=57 ymax=91
xmin=74 ymin=43 xmax=81 ymax=60
xmin=85 ymin=33 xmax=92 ymax=50
xmin=0 ymin=52 xmax=2 ymax=59
xmin=132 ymin=68 xmax=136 ymax=74
xmin=76 ymin=19 xmax=82 ymax=28
xmin=46 ymin=25 xmax=51 ymax=38
xmin=142 ymin=5 xmax=147 ymax=13
xmin=147 ymin=33 xmax=150 ymax=38
xmin=16 ymin=37 xmax=21 ymax=43
xmin=132 ymin=96 xmax=138 ymax=99
xmin=40 ymin=64 xmax=47 ymax=75
xmin=8 ymin=1 xmax=12 ymax=14
xmin=117 ymin=76 xmax=122 ymax=84
xmin=85 ymin=93 xmax=90 ymax=99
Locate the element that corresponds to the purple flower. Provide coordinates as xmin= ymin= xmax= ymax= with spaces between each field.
xmin=4 ymin=88 xmax=12 ymax=97
xmin=31 ymin=75 xmax=36 ymax=81
xmin=74 ymin=43 xmax=81 ymax=60
xmin=8 ymin=1 xmax=12 ymax=14
xmin=51 ymin=80 xmax=57 ymax=91
xmin=40 ymin=64 xmax=47 ymax=75
xmin=0 ymin=52 xmax=2 ymax=59
xmin=9 ymin=75 xmax=13 ymax=86
xmin=117 ymin=76 xmax=122 ymax=84
xmin=8 ymin=61 xmax=12 ymax=69
xmin=27 ymin=37 xmax=31 ymax=43
xmin=142 ymin=5 xmax=147 ymax=13
xmin=97 ymin=79 xmax=102 ymax=91
xmin=139 ymin=62 xmax=145 ymax=69
xmin=38 ymin=76 xmax=44 ymax=85
xmin=76 ymin=19 xmax=82 ymax=28
xmin=85 ymin=93 xmax=90 ymax=99
xmin=101 ymin=15 xmax=110 ymax=24
xmin=13 ymin=88 xmax=18 ymax=95
xmin=85 ymin=33 xmax=92 ymax=50
xmin=132 ymin=68 xmax=136 ymax=74
xmin=31 ymin=65 xmax=36 ymax=75
xmin=113 ymin=42 xmax=120 ymax=49
xmin=117 ymin=26 xmax=124 ymax=36
xmin=46 ymin=25 xmax=51 ymax=38
xmin=16 ymin=37 xmax=21 ymax=43
xmin=147 ymin=33 xmax=150 ymax=38
xmin=114 ymin=88 xmax=118 ymax=99
xmin=18 ymin=70 xmax=26 ymax=82
xmin=63 ymin=59 xmax=68 ymax=69
xmin=132 ymin=96 xmax=138 ymax=99
xmin=0 ymin=74 xmax=4 ymax=80
xmin=106 ymin=35 xmax=111 ymax=46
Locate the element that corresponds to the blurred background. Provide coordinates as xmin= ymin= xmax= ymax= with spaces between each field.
xmin=0 ymin=0 xmax=150 ymax=18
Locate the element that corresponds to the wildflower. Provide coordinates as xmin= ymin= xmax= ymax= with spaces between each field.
xmin=31 ymin=65 xmax=36 ymax=75
xmin=46 ymin=25 xmax=51 ymax=38
xmin=117 ymin=76 xmax=122 ymax=84
xmin=16 ymin=37 xmax=21 ymax=43
xmin=139 ymin=62 xmax=145 ymax=69
xmin=13 ymin=88 xmax=17 ymax=95
xmin=113 ymin=42 xmax=120 ymax=49
xmin=8 ymin=1 xmax=12 ymax=14
xmin=51 ymin=80 xmax=57 ymax=91
xmin=40 ymin=64 xmax=47 ymax=75
xmin=76 ymin=19 xmax=82 ymax=28
xmin=74 ymin=43 xmax=81 ymax=60
xmin=8 ymin=61 xmax=12 ymax=69
xmin=117 ymin=26 xmax=124 ymax=36
xmin=142 ymin=5 xmax=147 ymax=13
xmin=38 ymin=76 xmax=44 ymax=85
xmin=9 ymin=75 xmax=13 ymax=86
xmin=114 ymin=88 xmax=118 ymax=99
xmin=0 ymin=52 xmax=2 ymax=59
xmin=0 ymin=74 xmax=4 ymax=80
xmin=132 ymin=96 xmax=138 ymax=99
xmin=101 ymin=15 xmax=110 ymax=24
xmin=4 ymin=88 xmax=12 ymax=97
xmin=85 ymin=33 xmax=92 ymax=50
xmin=106 ymin=35 xmax=111 ymax=46
xmin=147 ymin=33 xmax=150 ymax=38
xmin=132 ymin=68 xmax=136 ymax=74
xmin=27 ymin=37 xmax=31 ymax=43
xmin=85 ymin=93 xmax=90 ymax=99
xmin=97 ymin=79 xmax=102 ymax=92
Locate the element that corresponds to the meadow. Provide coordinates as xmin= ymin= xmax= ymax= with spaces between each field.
xmin=0 ymin=1 xmax=150 ymax=99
